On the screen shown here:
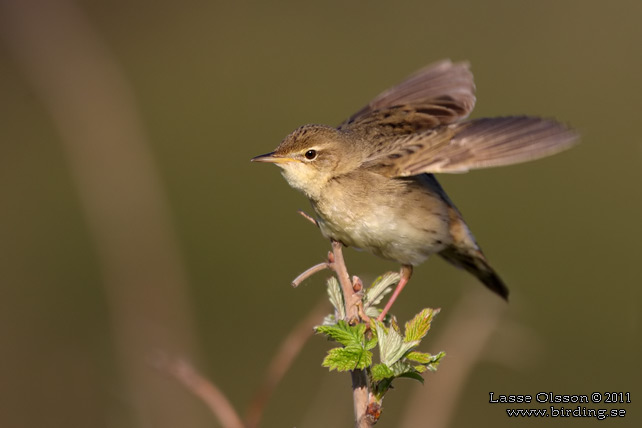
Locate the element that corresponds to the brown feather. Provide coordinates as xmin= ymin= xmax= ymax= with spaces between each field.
xmin=340 ymin=60 xmax=476 ymax=133
xmin=360 ymin=116 xmax=578 ymax=177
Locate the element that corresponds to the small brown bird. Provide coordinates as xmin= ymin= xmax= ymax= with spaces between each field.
xmin=252 ymin=60 xmax=577 ymax=319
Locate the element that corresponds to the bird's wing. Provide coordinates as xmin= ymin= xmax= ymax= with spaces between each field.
xmin=339 ymin=60 xmax=476 ymax=134
xmin=361 ymin=116 xmax=578 ymax=176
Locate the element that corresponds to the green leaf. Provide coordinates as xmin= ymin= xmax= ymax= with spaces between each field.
xmin=372 ymin=377 xmax=394 ymax=400
xmin=404 ymin=308 xmax=440 ymax=342
xmin=371 ymin=363 xmax=395 ymax=381
xmin=316 ymin=321 xmax=366 ymax=347
xmin=364 ymin=272 xmax=400 ymax=308
xmin=390 ymin=318 xmax=401 ymax=334
xmin=374 ymin=321 xmax=419 ymax=367
xmin=365 ymin=336 xmax=378 ymax=351
xmin=326 ymin=277 xmax=345 ymax=320
xmin=405 ymin=351 xmax=433 ymax=364
xmin=390 ymin=360 xmax=416 ymax=377
xmin=365 ymin=306 xmax=381 ymax=319
xmin=397 ymin=371 xmax=424 ymax=383
xmin=317 ymin=321 xmax=375 ymax=372
xmin=423 ymin=351 xmax=446 ymax=372
xmin=322 ymin=345 xmax=372 ymax=371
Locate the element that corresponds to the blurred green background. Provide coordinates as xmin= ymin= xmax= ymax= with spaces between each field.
xmin=1 ymin=0 xmax=640 ymax=427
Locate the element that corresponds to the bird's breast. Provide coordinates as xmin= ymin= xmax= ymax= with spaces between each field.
xmin=311 ymin=172 xmax=454 ymax=266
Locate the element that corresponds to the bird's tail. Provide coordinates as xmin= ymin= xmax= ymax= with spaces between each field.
xmin=439 ymin=245 xmax=509 ymax=300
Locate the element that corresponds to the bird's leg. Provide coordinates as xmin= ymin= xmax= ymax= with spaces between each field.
xmin=377 ymin=264 xmax=413 ymax=321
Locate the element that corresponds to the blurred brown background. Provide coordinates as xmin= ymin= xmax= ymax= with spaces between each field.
xmin=1 ymin=0 xmax=640 ymax=427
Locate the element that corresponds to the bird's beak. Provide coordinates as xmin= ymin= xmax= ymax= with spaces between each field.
xmin=251 ymin=152 xmax=296 ymax=164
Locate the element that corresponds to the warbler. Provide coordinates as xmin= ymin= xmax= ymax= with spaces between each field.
xmin=252 ymin=60 xmax=577 ymax=318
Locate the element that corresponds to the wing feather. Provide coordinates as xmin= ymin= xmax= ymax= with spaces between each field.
xmin=339 ymin=60 xmax=476 ymax=133
xmin=362 ymin=116 xmax=578 ymax=176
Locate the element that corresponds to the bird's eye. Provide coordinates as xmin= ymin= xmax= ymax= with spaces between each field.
xmin=304 ymin=149 xmax=317 ymax=160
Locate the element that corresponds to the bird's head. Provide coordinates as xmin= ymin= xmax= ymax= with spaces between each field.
xmin=251 ymin=124 xmax=362 ymax=199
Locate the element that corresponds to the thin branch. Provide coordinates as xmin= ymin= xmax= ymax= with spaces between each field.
xmin=245 ymin=299 xmax=329 ymax=428
xmin=292 ymin=262 xmax=330 ymax=287
xmin=298 ymin=210 xmax=319 ymax=227
xmin=330 ymin=241 xmax=362 ymax=322
xmin=153 ymin=356 xmax=244 ymax=428
xmin=292 ymin=242 xmax=363 ymax=320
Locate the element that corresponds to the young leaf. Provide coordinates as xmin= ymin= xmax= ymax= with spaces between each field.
xmin=404 ymin=308 xmax=440 ymax=343
xmin=371 ymin=363 xmax=395 ymax=381
xmin=372 ymin=377 xmax=394 ymax=400
xmin=316 ymin=321 xmax=366 ymax=347
xmin=397 ymin=371 xmax=424 ymax=383
xmin=374 ymin=321 xmax=419 ymax=367
xmin=365 ymin=306 xmax=381 ymax=319
xmin=423 ymin=351 xmax=446 ymax=372
xmin=405 ymin=351 xmax=433 ymax=364
xmin=322 ymin=345 xmax=372 ymax=371
xmin=390 ymin=360 xmax=416 ymax=377
xmin=326 ymin=277 xmax=345 ymax=320
xmin=365 ymin=336 xmax=378 ymax=351
xmin=364 ymin=272 xmax=400 ymax=308
xmin=406 ymin=351 xmax=446 ymax=372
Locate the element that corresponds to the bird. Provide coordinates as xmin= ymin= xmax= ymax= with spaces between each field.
xmin=252 ymin=60 xmax=577 ymax=320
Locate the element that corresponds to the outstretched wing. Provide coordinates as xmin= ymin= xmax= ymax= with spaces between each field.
xmin=361 ymin=116 xmax=578 ymax=176
xmin=339 ymin=60 xmax=476 ymax=135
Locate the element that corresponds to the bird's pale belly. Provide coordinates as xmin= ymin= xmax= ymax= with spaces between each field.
xmin=312 ymin=189 xmax=453 ymax=266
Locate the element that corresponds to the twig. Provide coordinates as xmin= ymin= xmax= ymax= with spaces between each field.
xmin=292 ymin=262 xmax=330 ymax=287
xmin=245 ymin=299 xmax=330 ymax=428
xmin=153 ymin=356 xmax=244 ymax=428
xmin=298 ymin=210 xmax=319 ymax=227
xmin=329 ymin=241 xmax=362 ymax=322
xmin=292 ymin=242 xmax=362 ymax=322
